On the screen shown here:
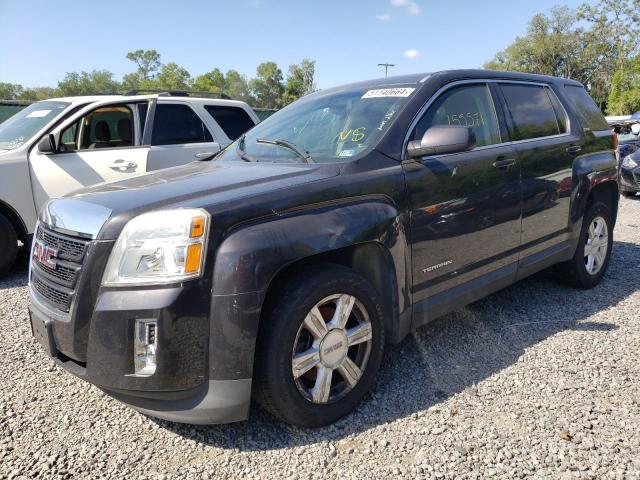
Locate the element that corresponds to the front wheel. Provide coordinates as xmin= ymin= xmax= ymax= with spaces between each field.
xmin=254 ymin=266 xmax=385 ymax=427
xmin=555 ymin=201 xmax=613 ymax=289
xmin=0 ymin=214 xmax=18 ymax=277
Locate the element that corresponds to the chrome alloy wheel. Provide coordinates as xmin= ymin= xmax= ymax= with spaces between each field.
xmin=584 ymin=216 xmax=609 ymax=275
xmin=291 ymin=294 xmax=373 ymax=404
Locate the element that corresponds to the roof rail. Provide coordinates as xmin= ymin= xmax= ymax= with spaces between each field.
xmin=124 ymin=89 xmax=231 ymax=100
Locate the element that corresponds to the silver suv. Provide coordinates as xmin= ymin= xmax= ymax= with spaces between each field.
xmin=0 ymin=92 xmax=259 ymax=275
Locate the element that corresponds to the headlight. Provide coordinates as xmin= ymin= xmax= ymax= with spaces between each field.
xmin=622 ymin=155 xmax=639 ymax=169
xmin=102 ymin=209 xmax=209 ymax=286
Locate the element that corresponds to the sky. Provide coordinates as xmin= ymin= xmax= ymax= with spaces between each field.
xmin=0 ymin=0 xmax=586 ymax=90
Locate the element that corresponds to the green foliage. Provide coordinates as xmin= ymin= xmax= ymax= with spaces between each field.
xmin=607 ymin=57 xmax=640 ymax=115
xmin=250 ymin=62 xmax=285 ymax=108
xmin=485 ymin=0 xmax=640 ymax=110
xmin=1 ymin=48 xmax=315 ymax=108
xmin=283 ymin=59 xmax=316 ymax=105
xmin=55 ymin=70 xmax=121 ymax=96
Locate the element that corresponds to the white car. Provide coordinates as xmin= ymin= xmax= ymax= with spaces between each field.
xmin=0 ymin=92 xmax=259 ymax=276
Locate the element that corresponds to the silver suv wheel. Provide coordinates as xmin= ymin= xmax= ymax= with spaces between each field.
xmin=291 ymin=294 xmax=373 ymax=404
xmin=584 ymin=216 xmax=609 ymax=275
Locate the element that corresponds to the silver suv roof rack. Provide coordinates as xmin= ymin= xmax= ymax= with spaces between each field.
xmin=123 ymin=89 xmax=231 ymax=100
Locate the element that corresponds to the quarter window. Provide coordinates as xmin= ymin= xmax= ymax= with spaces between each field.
xmin=563 ymin=85 xmax=609 ymax=131
xmin=151 ymin=104 xmax=213 ymax=146
xmin=500 ymin=84 xmax=563 ymax=140
xmin=412 ymin=84 xmax=501 ymax=148
xmin=204 ymin=105 xmax=255 ymax=140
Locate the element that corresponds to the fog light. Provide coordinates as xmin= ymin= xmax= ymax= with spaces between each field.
xmin=134 ymin=319 xmax=157 ymax=376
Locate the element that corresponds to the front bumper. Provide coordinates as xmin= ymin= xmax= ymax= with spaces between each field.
xmin=29 ymin=281 xmax=255 ymax=424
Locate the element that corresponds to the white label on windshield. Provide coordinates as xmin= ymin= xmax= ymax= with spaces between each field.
xmin=26 ymin=110 xmax=52 ymax=118
xmin=362 ymin=88 xmax=415 ymax=99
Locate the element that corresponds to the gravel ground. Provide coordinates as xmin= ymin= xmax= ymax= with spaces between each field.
xmin=1 ymin=196 xmax=639 ymax=480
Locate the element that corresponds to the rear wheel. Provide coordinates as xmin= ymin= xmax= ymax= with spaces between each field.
xmin=254 ymin=266 xmax=385 ymax=427
xmin=0 ymin=214 xmax=18 ymax=277
xmin=555 ymin=201 xmax=613 ymax=289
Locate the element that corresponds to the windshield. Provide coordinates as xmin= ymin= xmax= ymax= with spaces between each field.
xmin=0 ymin=101 xmax=70 ymax=151
xmin=216 ymin=85 xmax=417 ymax=163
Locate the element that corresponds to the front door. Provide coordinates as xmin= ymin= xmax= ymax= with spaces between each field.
xmin=403 ymin=83 xmax=522 ymax=321
xmin=29 ymin=102 xmax=150 ymax=212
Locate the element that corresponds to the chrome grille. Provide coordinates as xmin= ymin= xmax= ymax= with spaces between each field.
xmin=30 ymin=225 xmax=91 ymax=313
xmin=36 ymin=227 xmax=87 ymax=262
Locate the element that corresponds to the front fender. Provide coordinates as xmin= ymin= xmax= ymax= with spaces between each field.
xmin=212 ymin=197 xmax=408 ymax=295
xmin=207 ymin=197 xmax=410 ymax=380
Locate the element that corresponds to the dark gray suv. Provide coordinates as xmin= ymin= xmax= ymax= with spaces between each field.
xmin=28 ymin=70 xmax=618 ymax=427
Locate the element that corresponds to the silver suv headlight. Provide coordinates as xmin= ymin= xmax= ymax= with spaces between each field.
xmin=102 ymin=209 xmax=210 ymax=286
xmin=622 ymin=155 xmax=638 ymax=169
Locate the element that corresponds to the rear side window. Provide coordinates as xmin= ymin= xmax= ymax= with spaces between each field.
xmin=412 ymin=84 xmax=501 ymax=148
xmin=204 ymin=105 xmax=255 ymax=141
xmin=500 ymin=84 xmax=563 ymax=140
xmin=564 ymin=85 xmax=609 ymax=131
xmin=151 ymin=104 xmax=213 ymax=146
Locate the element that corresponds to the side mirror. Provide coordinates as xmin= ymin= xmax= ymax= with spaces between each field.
xmin=37 ymin=134 xmax=57 ymax=154
xmin=407 ymin=125 xmax=475 ymax=159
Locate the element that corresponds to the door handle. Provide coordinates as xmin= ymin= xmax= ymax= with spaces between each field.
xmin=492 ymin=158 xmax=516 ymax=170
xmin=195 ymin=152 xmax=215 ymax=159
xmin=109 ymin=160 xmax=137 ymax=171
xmin=566 ymin=145 xmax=582 ymax=154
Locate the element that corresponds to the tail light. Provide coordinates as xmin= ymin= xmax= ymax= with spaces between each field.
xmin=612 ymin=131 xmax=619 ymax=151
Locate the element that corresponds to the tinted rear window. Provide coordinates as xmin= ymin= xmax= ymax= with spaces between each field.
xmin=204 ymin=105 xmax=255 ymax=141
xmin=564 ymin=85 xmax=609 ymax=131
xmin=152 ymin=104 xmax=213 ymax=146
xmin=500 ymin=84 xmax=562 ymax=140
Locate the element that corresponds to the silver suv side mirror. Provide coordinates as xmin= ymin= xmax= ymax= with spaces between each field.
xmin=407 ymin=125 xmax=475 ymax=159
xmin=37 ymin=134 xmax=57 ymax=154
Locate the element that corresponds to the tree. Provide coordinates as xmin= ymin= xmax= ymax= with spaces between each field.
xmin=282 ymin=59 xmax=316 ymax=105
xmin=123 ymin=49 xmax=162 ymax=89
xmin=19 ymin=87 xmax=56 ymax=101
xmin=192 ymin=68 xmax=227 ymax=93
xmin=225 ymin=70 xmax=253 ymax=103
xmin=0 ymin=83 xmax=24 ymax=100
xmin=250 ymin=62 xmax=284 ymax=108
xmin=607 ymin=56 xmax=640 ymax=115
xmin=485 ymin=0 xmax=640 ymax=109
xmin=155 ymin=63 xmax=192 ymax=90
xmin=55 ymin=70 xmax=121 ymax=96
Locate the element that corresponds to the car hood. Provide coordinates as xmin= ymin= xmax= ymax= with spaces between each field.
xmin=61 ymin=160 xmax=340 ymax=239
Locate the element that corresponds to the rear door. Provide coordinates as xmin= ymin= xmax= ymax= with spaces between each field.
xmin=28 ymin=98 xmax=153 ymax=212
xmin=146 ymin=102 xmax=221 ymax=171
xmin=496 ymin=82 xmax=578 ymax=262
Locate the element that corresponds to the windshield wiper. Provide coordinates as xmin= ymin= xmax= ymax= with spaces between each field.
xmin=256 ymin=138 xmax=314 ymax=163
xmin=237 ymin=134 xmax=256 ymax=162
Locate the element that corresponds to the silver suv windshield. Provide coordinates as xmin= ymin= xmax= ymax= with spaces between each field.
xmin=216 ymin=84 xmax=417 ymax=163
xmin=0 ymin=101 xmax=70 ymax=151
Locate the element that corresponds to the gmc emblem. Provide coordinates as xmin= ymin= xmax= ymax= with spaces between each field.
xmin=33 ymin=239 xmax=58 ymax=269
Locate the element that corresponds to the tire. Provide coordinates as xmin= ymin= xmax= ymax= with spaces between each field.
xmin=254 ymin=265 xmax=385 ymax=427
xmin=555 ymin=201 xmax=613 ymax=289
xmin=0 ymin=214 xmax=18 ymax=277
xmin=621 ymin=190 xmax=636 ymax=198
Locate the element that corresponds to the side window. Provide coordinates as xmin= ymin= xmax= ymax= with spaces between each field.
xmin=151 ymin=104 xmax=213 ymax=146
xmin=204 ymin=105 xmax=255 ymax=141
xmin=500 ymin=84 xmax=562 ymax=140
xmin=412 ymin=84 xmax=501 ymax=148
xmin=563 ymin=85 xmax=609 ymax=131
xmin=60 ymin=104 xmax=134 ymax=151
